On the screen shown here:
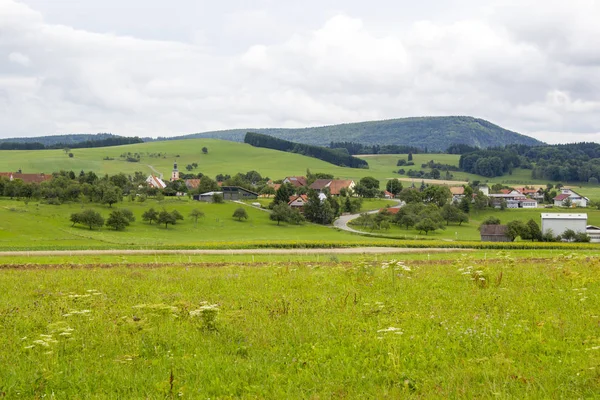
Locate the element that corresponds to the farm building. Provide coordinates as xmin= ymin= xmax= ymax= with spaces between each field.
xmin=288 ymin=195 xmax=308 ymax=212
xmin=221 ymin=186 xmax=258 ymax=200
xmin=587 ymin=225 xmax=600 ymax=243
xmin=480 ymin=225 xmax=511 ymax=242
xmin=193 ymin=191 xmax=222 ymax=202
xmin=309 ymin=179 xmax=355 ymax=196
xmin=541 ymin=213 xmax=587 ymax=236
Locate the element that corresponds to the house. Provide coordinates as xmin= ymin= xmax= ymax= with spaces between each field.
xmin=0 ymin=172 xmax=52 ymax=184
xmin=309 ymin=179 xmax=355 ymax=196
xmin=146 ymin=175 xmax=166 ymax=189
xmin=586 ymin=225 xmax=600 ymax=243
xmin=449 ymin=186 xmax=465 ymax=202
xmin=383 ymin=191 xmax=395 ymax=199
xmin=193 ymin=191 xmax=222 ymax=202
xmin=288 ymin=195 xmax=309 ymax=211
xmin=480 ymin=225 xmax=511 ymax=242
xmin=541 ymin=213 xmax=587 ymax=236
xmin=478 ymin=185 xmax=490 ymax=196
xmin=221 ymin=186 xmax=258 ymax=200
xmin=553 ymin=189 xmax=588 ymax=207
xmin=519 ymin=199 xmax=538 ymax=209
xmin=489 ymin=190 xmax=526 ymax=208
xmin=283 ymin=176 xmax=307 ymax=188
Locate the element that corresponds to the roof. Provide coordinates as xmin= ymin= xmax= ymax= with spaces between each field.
xmin=553 ymin=194 xmax=570 ymax=201
xmin=288 ymin=194 xmax=308 ymax=205
xmin=587 ymin=225 xmax=600 ymax=231
xmin=199 ymin=191 xmax=223 ymax=196
xmin=0 ymin=172 xmax=53 ymax=184
xmin=184 ymin=179 xmax=201 ymax=189
xmin=146 ymin=175 xmax=166 ymax=189
xmin=500 ymin=189 xmax=511 ymax=194
xmin=380 ymin=207 xmax=400 ymax=214
xmin=541 ymin=213 xmax=587 ymax=220
xmin=449 ymin=186 xmax=465 ymax=195
xmin=284 ymin=176 xmax=307 ymax=187
xmin=480 ymin=225 xmax=509 ymax=236
xmin=328 ymin=180 xmax=354 ymax=195
xmin=221 ymin=186 xmax=259 ymax=196
xmin=309 ymin=179 xmax=331 ymax=190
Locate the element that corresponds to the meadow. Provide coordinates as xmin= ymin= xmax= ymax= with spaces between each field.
xmin=1 ymin=252 xmax=599 ymax=398
xmin=0 ymin=198 xmax=400 ymax=250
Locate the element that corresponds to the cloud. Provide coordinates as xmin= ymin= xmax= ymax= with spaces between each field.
xmin=0 ymin=0 xmax=599 ymax=143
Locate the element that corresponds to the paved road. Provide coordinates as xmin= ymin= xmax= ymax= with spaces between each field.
xmin=333 ymin=199 xmax=404 ymax=234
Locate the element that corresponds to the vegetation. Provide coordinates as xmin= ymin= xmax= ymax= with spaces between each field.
xmin=1 ymin=253 xmax=599 ymax=397
xmin=0 ymin=134 xmax=143 ymax=150
xmin=244 ymin=132 xmax=369 ymax=168
xmin=232 ymin=207 xmax=249 ymax=221
xmin=181 ymin=116 xmax=543 ymax=151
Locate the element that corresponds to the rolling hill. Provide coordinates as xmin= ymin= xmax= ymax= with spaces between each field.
xmin=173 ymin=116 xmax=544 ymax=151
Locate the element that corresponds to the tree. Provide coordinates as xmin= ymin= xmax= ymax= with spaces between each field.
xmin=506 ymin=220 xmax=528 ymax=241
xmin=105 ymin=209 xmax=134 ymax=231
xmin=355 ymin=176 xmax=380 ymax=198
xmin=398 ymin=188 xmax=423 ymax=204
xmin=270 ymin=203 xmax=291 ymax=225
xmin=202 ymin=147 xmax=208 ymax=154
xmin=303 ymin=190 xmax=335 ymax=224
xmin=189 ymin=208 xmax=205 ymax=227
xmin=415 ymin=218 xmax=438 ymax=235
xmin=385 ymin=179 xmax=403 ymax=196
xmin=212 ymin=193 xmax=224 ymax=203
xmin=272 ymin=183 xmax=294 ymax=206
xmin=157 ymin=210 xmax=177 ymax=229
xmin=562 ymin=197 xmax=573 ymax=208
xmin=408 ymin=152 xmax=413 ymax=161
xmin=480 ymin=216 xmax=501 ymax=226
xmin=561 ymin=229 xmax=576 ymax=242
xmin=523 ymin=219 xmax=542 ymax=242
xmin=186 ymin=164 xmax=193 ymax=171
xmin=68 ymin=153 xmax=74 ymax=158
xmin=441 ymin=204 xmax=468 ymax=226
xmin=423 ymin=186 xmax=451 ymax=207
xmin=196 ymin=176 xmax=219 ymax=194
xmin=171 ymin=210 xmax=184 ymax=223
xmin=70 ymin=209 xmax=104 ymax=230
xmin=142 ymin=208 xmax=159 ymax=224
xmin=458 ymin=197 xmax=471 ymax=213
xmin=473 ymin=191 xmax=489 ymax=211
xmin=63 ymin=147 xmax=70 ymax=155
xmin=233 ymin=207 xmax=249 ymax=221
xmin=102 ymin=186 xmax=121 ymax=207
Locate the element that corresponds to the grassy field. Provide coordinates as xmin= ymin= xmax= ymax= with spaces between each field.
xmin=0 ymin=197 xmax=393 ymax=250
xmin=1 ymin=252 xmax=599 ymax=398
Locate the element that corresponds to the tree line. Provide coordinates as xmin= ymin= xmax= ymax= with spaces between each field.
xmin=244 ymin=132 xmax=369 ymax=169
xmin=0 ymin=136 xmax=143 ymax=151
xmin=329 ymin=142 xmax=421 ymax=155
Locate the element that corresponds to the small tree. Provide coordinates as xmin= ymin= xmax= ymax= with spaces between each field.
xmin=106 ymin=210 xmax=133 ymax=231
xmin=70 ymin=209 xmax=104 ymax=230
xmin=157 ymin=210 xmax=177 ymax=229
xmin=506 ymin=220 xmax=527 ymax=241
xmin=232 ymin=207 xmax=248 ymax=221
xmin=524 ymin=219 xmax=542 ymax=242
xmin=415 ymin=218 xmax=437 ymax=235
xmin=561 ymin=229 xmax=576 ymax=242
xmin=102 ymin=187 xmax=121 ymax=208
xmin=171 ymin=210 xmax=184 ymax=223
xmin=270 ymin=203 xmax=291 ymax=225
xmin=562 ymin=197 xmax=573 ymax=208
xmin=212 ymin=193 xmax=224 ymax=204
xmin=385 ymin=179 xmax=403 ymax=196
xmin=142 ymin=208 xmax=159 ymax=224
xmin=189 ymin=208 xmax=205 ymax=227
xmin=202 ymin=147 xmax=208 ymax=154
xmin=68 ymin=152 xmax=74 ymax=158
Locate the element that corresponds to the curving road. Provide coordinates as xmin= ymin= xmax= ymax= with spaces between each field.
xmin=333 ymin=199 xmax=404 ymax=234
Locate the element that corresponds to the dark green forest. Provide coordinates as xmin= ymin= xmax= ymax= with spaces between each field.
xmin=0 ymin=134 xmax=143 ymax=150
xmin=244 ymin=132 xmax=369 ymax=169
xmin=459 ymin=142 xmax=600 ymax=183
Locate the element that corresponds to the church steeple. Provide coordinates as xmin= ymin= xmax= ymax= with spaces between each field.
xmin=171 ymin=161 xmax=179 ymax=181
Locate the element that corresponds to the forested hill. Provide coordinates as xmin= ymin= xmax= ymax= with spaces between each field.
xmin=0 ymin=133 xmax=128 ymax=147
xmin=174 ymin=116 xmax=544 ymax=151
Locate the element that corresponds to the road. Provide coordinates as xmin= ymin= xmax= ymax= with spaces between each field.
xmin=333 ymin=199 xmax=404 ymax=234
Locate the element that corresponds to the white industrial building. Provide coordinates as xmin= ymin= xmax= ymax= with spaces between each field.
xmin=586 ymin=226 xmax=600 ymax=243
xmin=541 ymin=213 xmax=588 ymax=236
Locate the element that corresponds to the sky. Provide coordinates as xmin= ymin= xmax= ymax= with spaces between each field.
xmin=1 ymin=0 xmax=599 ymax=144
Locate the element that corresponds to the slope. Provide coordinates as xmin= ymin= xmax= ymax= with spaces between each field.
xmin=175 ymin=116 xmax=543 ymax=151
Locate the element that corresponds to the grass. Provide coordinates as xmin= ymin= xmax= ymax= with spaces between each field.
xmin=1 ymin=252 xmax=599 ymax=398
xmin=0 ymin=198 xmax=384 ymax=250
xmin=350 ymin=207 xmax=600 ymax=241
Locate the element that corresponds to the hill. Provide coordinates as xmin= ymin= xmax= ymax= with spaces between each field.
xmin=174 ymin=116 xmax=544 ymax=151
xmin=0 ymin=133 xmax=131 ymax=147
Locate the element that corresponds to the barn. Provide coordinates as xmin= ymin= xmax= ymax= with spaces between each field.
xmin=480 ymin=225 xmax=511 ymax=242
xmin=541 ymin=213 xmax=587 ymax=237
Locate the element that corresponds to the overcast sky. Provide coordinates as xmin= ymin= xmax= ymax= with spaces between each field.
xmin=1 ymin=0 xmax=599 ymax=143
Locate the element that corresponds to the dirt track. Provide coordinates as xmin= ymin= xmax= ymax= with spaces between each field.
xmin=0 ymin=247 xmax=473 ymax=257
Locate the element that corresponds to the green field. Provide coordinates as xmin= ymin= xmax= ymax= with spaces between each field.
xmin=1 ymin=252 xmax=599 ymax=398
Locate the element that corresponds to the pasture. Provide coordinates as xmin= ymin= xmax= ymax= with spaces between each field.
xmin=1 ymin=252 xmax=599 ymax=398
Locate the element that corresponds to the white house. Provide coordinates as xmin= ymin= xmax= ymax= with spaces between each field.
xmin=541 ymin=213 xmax=587 ymax=236
xmin=478 ymin=185 xmax=490 ymax=196
xmin=553 ymin=189 xmax=589 ymax=207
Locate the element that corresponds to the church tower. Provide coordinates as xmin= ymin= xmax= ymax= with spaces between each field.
xmin=171 ymin=161 xmax=179 ymax=181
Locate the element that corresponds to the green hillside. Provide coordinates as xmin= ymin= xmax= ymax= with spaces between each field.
xmin=175 ymin=116 xmax=543 ymax=151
